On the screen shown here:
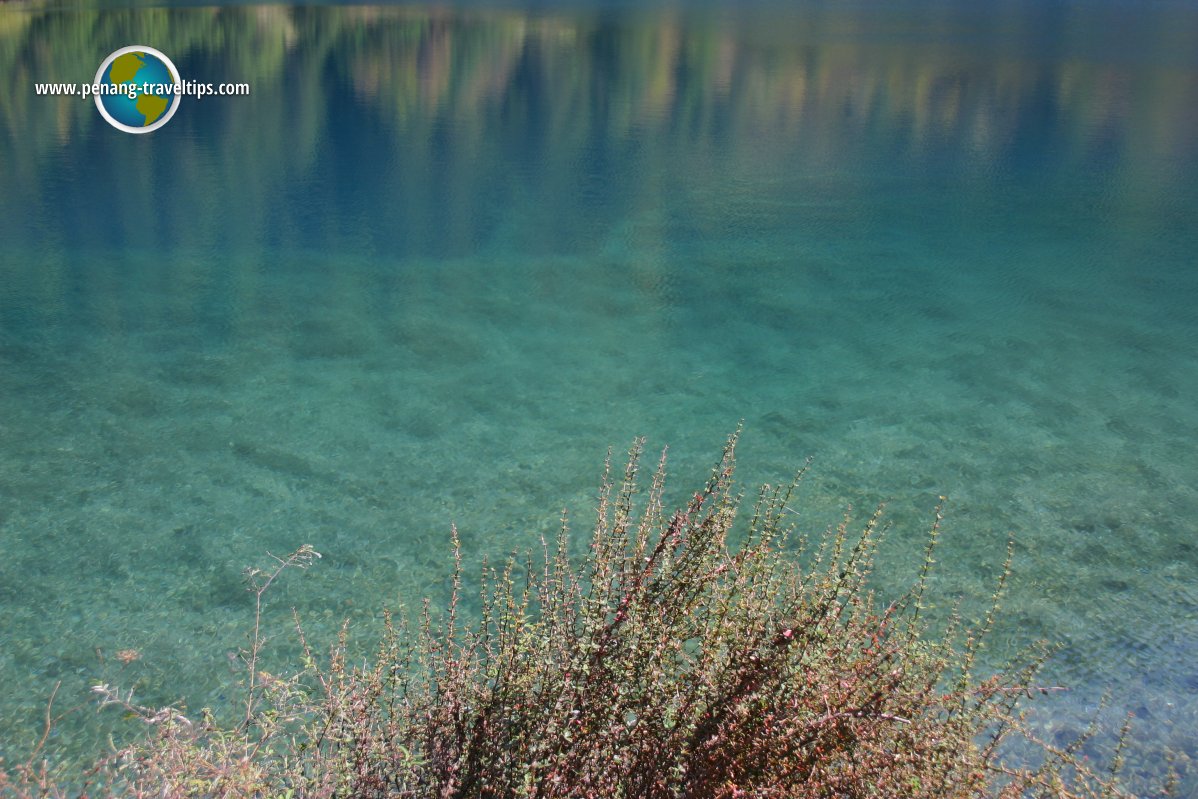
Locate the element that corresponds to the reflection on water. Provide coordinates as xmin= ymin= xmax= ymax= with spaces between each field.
xmin=3 ymin=4 xmax=1197 ymax=258
xmin=1 ymin=2 xmax=1197 ymax=791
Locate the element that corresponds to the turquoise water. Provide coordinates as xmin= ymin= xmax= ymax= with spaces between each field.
xmin=2 ymin=2 xmax=1198 ymax=790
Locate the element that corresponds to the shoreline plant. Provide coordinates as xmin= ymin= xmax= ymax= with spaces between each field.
xmin=2 ymin=434 xmax=1139 ymax=798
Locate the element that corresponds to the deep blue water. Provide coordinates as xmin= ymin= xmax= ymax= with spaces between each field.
xmin=1 ymin=2 xmax=1197 ymax=791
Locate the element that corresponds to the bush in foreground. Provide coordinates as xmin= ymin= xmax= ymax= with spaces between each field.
xmin=3 ymin=434 xmax=1135 ymax=798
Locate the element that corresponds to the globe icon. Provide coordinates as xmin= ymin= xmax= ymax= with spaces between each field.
xmin=94 ymin=46 xmax=181 ymax=133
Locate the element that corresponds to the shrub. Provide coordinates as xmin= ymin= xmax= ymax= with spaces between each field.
xmin=2 ymin=434 xmax=1134 ymax=798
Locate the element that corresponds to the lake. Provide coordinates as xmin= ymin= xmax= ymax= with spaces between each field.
xmin=1 ymin=1 xmax=1196 ymax=791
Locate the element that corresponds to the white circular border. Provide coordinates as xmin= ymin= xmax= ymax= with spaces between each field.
xmin=93 ymin=46 xmax=181 ymax=134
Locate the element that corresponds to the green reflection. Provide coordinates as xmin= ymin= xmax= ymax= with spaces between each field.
xmin=2 ymin=4 xmax=1197 ymax=251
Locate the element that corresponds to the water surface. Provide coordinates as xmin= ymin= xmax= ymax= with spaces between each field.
xmin=1 ymin=2 xmax=1197 ymax=791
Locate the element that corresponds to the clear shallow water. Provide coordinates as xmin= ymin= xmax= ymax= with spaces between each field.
xmin=2 ymin=2 xmax=1198 ymax=790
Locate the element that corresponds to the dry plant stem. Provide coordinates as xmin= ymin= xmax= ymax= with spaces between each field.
xmin=241 ymin=545 xmax=320 ymax=728
xmin=26 ymin=682 xmax=59 ymax=769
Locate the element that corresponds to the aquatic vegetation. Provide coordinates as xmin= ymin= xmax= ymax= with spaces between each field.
xmin=1 ymin=435 xmax=1139 ymax=797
